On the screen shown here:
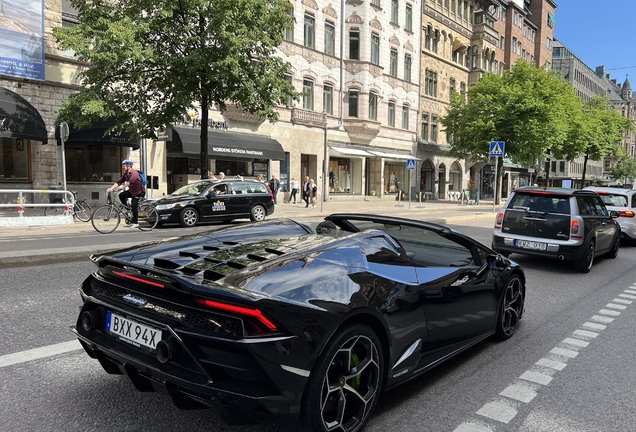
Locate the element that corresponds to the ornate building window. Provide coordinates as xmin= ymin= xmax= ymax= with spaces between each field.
xmin=421 ymin=114 xmax=429 ymax=141
xmin=348 ymin=89 xmax=359 ymax=117
xmin=283 ymin=8 xmax=294 ymax=42
xmin=450 ymin=78 xmax=456 ymax=101
xmin=425 ymin=26 xmax=432 ymax=50
xmin=349 ymin=29 xmax=360 ymax=60
xmin=304 ymin=14 xmax=315 ymax=48
xmin=404 ymin=54 xmax=412 ymax=82
xmin=391 ymin=0 xmax=399 ymax=24
xmin=371 ymin=33 xmax=380 ymax=65
xmin=390 ymin=48 xmax=398 ymax=77
xmin=303 ymin=79 xmax=314 ymax=110
xmin=402 ymin=105 xmax=409 ymax=129
xmin=369 ymin=92 xmax=379 ymax=121
xmin=388 ymin=101 xmax=396 ymax=127
xmin=324 ymin=22 xmax=335 ymax=56
xmin=405 ymin=4 xmax=413 ymax=31
xmin=323 ymin=84 xmax=333 ymax=115
xmin=431 ymin=116 xmax=438 ymax=142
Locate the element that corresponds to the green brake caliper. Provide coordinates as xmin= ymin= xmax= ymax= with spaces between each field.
xmin=351 ymin=351 xmax=361 ymax=390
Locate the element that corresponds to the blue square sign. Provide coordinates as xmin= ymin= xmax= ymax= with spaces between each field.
xmin=406 ymin=159 xmax=416 ymax=170
xmin=489 ymin=141 xmax=505 ymax=157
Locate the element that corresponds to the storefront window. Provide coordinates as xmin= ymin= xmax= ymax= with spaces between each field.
xmin=1 ymin=138 xmax=30 ymax=182
xmin=64 ymin=144 xmax=121 ymax=182
xmin=329 ymin=158 xmax=352 ymax=193
xmin=384 ymin=163 xmax=405 ymax=194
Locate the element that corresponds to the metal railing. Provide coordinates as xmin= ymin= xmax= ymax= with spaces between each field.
xmin=0 ymin=189 xmax=75 ymax=217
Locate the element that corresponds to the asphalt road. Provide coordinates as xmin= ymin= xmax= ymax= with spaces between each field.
xmin=1 ymin=220 xmax=635 ymax=431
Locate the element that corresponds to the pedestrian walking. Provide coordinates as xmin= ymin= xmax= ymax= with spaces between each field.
xmin=269 ymin=174 xmax=280 ymax=205
xmin=309 ymin=178 xmax=318 ymax=208
xmin=288 ymin=177 xmax=299 ymax=203
xmin=302 ymin=175 xmax=310 ymax=207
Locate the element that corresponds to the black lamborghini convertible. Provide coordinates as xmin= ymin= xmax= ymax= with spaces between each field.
xmin=72 ymin=214 xmax=526 ymax=431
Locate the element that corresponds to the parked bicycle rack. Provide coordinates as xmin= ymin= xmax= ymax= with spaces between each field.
xmin=0 ymin=189 xmax=75 ymax=227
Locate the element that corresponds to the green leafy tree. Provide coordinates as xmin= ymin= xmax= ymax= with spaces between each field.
xmin=610 ymin=153 xmax=636 ymax=185
xmin=564 ymin=96 xmax=633 ymax=186
xmin=54 ymin=0 xmax=298 ymax=178
xmin=441 ymin=60 xmax=583 ymax=201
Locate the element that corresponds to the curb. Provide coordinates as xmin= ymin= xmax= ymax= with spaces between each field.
xmin=0 ymin=242 xmax=140 ymax=268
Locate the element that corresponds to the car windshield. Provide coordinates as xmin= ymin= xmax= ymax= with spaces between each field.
xmin=171 ymin=182 xmax=212 ymax=196
xmin=598 ymin=194 xmax=628 ymax=207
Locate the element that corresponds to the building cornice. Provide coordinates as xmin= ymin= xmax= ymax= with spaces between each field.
xmin=422 ymin=5 xmax=473 ymax=40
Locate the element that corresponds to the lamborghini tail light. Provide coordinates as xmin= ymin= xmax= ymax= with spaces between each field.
xmin=112 ymin=270 xmax=164 ymax=288
xmin=195 ymin=298 xmax=277 ymax=335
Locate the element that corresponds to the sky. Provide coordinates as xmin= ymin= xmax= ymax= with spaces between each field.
xmin=554 ymin=1 xmax=636 ymax=83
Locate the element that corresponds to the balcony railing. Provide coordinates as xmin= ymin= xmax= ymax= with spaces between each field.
xmin=291 ymin=108 xmax=327 ymax=128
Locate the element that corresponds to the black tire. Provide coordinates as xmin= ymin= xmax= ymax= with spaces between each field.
xmin=44 ymin=206 xmax=63 ymax=216
xmin=300 ymin=324 xmax=383 ymax=432
xmin=179 ymin=207 xmax=199 ymax=227
xmin=91 ymin=205 xmax=121 ymax=234
xmin=606 ymin=235 xmax=620 ymax=259
xmin=250 ymin=205 xmax=266 ymax=222
xmin=575 ymin=240 xmax=595 ymax=273
xmin=74 ymin=200 xmax=92 ymax=222
xmin=495 ymin=274 xmax=524 ymax=340
xmin=138 ymin=204 xmax=159 ymax=231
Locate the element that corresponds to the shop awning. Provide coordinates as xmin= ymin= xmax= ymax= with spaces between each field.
xmin=55 ymin=118 xmax=139 ymax=148
xmin=330 ymin=146 xmax=374 ymax=157
xmin=0 ymin=87 xmax=48 ymax=143
xmin=166 ymin=125 xmax=286 ymax=160
xmin=369 ymin=150 xmax=420 ymax=160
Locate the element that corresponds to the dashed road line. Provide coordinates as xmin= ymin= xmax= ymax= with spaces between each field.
xmin=0 ymin=340 xmax=81 ymax=368
xmin=453 ymin=286 xmax=634 ymax=431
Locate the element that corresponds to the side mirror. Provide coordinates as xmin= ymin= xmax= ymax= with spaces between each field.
xmin=206 ymin=191 xmax=216 ymax=199
xmin=610 ymin=210 xmax=620 ymax=218
xmin=487 ymin=253 xmax=507 ymax=270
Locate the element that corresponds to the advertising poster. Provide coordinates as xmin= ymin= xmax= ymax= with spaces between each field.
xmin=0 ymin=0 xmax=45 ymax=80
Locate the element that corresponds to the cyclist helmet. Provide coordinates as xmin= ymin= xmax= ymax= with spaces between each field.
xmin=122 ymin=159 xmax=133 ymax=167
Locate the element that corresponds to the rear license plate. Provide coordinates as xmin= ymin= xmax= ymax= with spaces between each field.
xmin=105 ymin=311 xmax=161 ymax=350
xmin=515 ymin=240 xmax=547 ymax=251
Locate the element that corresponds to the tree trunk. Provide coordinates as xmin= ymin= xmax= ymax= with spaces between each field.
xmin=581 ymin=154 xmax=588 ymax=187
xmin=200 ymin=93 xmax=209 ymax=180
xmin=544 ymin=155 xmax=551 ymax=187
xmin=496 ymin=158 xmax=504 ymax=204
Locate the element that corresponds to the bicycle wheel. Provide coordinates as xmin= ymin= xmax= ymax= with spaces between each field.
xmin=91 ymin=205 xmax=121 ymax=234
xmin=74 ymin=200 xmax=92 ymax=222
xmin=137 ymin=203 xmax=159 ymax=231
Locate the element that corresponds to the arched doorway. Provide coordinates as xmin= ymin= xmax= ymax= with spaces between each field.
xmin=449 ymin=161 xmax=462 ymax=198
xmin=438 ymin=163 xmax=446 ymax=199
xmin=420 ymin=159 xmax=434 ymax=194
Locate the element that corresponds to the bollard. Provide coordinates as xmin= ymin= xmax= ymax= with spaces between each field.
xmin=18 ymin=192 xmax=24 ymax=217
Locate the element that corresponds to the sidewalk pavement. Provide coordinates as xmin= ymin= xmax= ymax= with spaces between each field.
xmin=0 ymin=198 xmax=499 ymax=267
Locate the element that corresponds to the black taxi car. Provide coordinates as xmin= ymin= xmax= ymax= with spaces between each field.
xmin=492 ymin=187 xmax=620 ymax=272
xmin=153 ymin=179 xmax=274 ymax=227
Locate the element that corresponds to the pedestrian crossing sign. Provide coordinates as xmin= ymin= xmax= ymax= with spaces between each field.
xmin=406 ymin=159 xmax=416 ymax=170
xmin=489 ymin=141 xmax=505 ymax=157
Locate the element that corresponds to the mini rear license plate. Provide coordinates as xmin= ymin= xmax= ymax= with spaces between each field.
xmin=105 ymin=311 xmax=161 ymax=350
xmin=515 ymin=240 xmax=547 ymax=251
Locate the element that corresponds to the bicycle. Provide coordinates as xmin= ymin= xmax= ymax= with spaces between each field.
xmin=91 ymin=191 xmax=159 ymax=234
xmin=44 ymin=190 xmax=92 ymax=222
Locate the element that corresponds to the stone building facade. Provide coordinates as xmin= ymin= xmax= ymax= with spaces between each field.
xmin=417 ymin=0 xmax=557 ymax=201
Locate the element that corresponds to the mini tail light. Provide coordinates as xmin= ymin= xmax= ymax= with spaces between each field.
xmin=495 ymin=212 xmax=504 ymax=228
xmin=619 ymin=210 xmax=635 ymax=218
xmin=571 ymin=220 xmax=580 ymax=235
xmin=195 ymin=298 xmax=277 ymax=335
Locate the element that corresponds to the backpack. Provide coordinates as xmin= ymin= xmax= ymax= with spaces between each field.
xmin=137 ymin=170 xmax=147 ymax=187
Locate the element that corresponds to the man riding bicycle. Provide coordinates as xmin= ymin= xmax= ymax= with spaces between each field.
xmin=107 ymin=159 xmax=145 ymax=228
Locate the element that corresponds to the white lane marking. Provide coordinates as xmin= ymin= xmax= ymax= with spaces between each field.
xmin=454 ymin=423 xmax=494 ymax=432
xmin=590 ymin=315 xmax=614 ymax=324
xmin=581 ymin=322 xmax=607 ymax=331
xmin=500 ymin=384 xmax=537 ymax=403
xmin=618 ymin=293 xmax=636 ymax=300
xmin=0 ymin=340 xmax=82 ymax=368
xmin=625 ymin=289 xmax=636 ymax=295
xmin=520 ymin=371 xmax=553 ymax=385
xmin=476 ymin=402 xmax=517 ymax=424
xmin=550 ymin=347 xmax=579 ymax=358
xmin=612 ymin=298 xmax=632 ymax=305
xmin=562 ymin=337 xmax=589 ymax=347
xmin=599 ymin=309 xmax=621 ymax=316
xmin=573 ymin=329 xmax=599 ymax=338
xmin=536 ymin=358 xmax=567 ymax=370
xmin=606 ymin=303 xmax=627 ymax=310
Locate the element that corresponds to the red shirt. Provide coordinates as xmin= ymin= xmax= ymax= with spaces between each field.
xmin=117 ymin=169 xmax=144 ymax=197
